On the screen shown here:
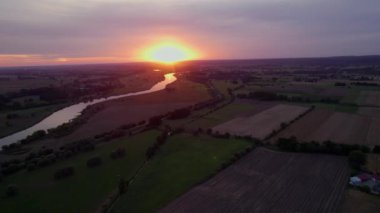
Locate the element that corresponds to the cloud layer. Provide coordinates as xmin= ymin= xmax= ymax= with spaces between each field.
xmin=1 ymin=0 xmax=380 ymax=66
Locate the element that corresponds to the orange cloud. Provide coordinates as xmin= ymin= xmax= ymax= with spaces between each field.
xmin=0 ymin=54 xmax=131 ymax=67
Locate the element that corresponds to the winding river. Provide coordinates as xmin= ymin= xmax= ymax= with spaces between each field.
xmin=0 ymin=73 xmax=177 ymax=148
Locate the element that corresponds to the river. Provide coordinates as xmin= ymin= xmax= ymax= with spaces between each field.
xmin=0 ymin=73 xmax=177 ymax=148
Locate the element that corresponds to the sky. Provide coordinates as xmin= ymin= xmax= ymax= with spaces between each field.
xmin=0 ymin=0 xmax=380 ymax=66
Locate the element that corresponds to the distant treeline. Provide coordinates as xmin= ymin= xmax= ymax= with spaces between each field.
xmin=236 ymin=91 xmax=339 ymax=104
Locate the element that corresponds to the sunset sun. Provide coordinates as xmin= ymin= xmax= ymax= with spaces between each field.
xmin=142 ymin=42 xmax=198 ymax=64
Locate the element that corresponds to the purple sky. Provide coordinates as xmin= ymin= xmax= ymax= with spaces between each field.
xmin=1 ymin=0 xmax=380 ymax=66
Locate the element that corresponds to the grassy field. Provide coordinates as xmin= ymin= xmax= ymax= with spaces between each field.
xmin=180 ymin=101 xmax=255 ymax=130
xmin=111 ymin=71 xmax=164 ymax=95
xmin=161 ymin=148 xmax=349 ymax=213
xmin=0 ymin=130 xmax=160 ymax=213
xmin=110 ymin=133 xmax=253 ymax=213
xmin=295 ymin=102 xmax=358 ymax=113
xmin=366 ymin=154 xmax=380 ymax=174
xmin=341 ymin=89 xmax=361 ymax=104
xmin=340 ymin=189 xmax=380 ymax=213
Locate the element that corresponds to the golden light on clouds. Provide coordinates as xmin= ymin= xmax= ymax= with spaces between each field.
xmin=140 ymin=41 xmax=199 ymax=64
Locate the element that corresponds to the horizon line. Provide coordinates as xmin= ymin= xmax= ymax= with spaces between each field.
xmin=1 ymin=54 xmax=380 ymax=69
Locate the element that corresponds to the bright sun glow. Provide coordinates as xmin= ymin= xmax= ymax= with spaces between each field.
xmin=142 ymin=42 xmax=198 ymax=64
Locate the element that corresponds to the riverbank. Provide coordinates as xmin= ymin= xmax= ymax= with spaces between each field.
xmin=0 ymin=73 xmax=176 ymax=148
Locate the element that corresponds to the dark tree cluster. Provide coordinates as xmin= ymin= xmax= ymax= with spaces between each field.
xmin=86 ymin=156 xmax=103 ymax=168
xmin=237 ymin=91 xmax=279 ymax=101
xmin=54 ymin=166 xmax=75 ymax=180
xmin=334 ymin=82 xmax=346 ymax=86
xmin=237 ymin=91 xmax=340 ymax=104
xmin=167 ymin=108 xmax=191 ymax=120
xmin=276 ymin=137 xmax=371 ymax=158
xmin=348 ymin=150 xmax=367 ymax=170
xmin=351 ymin=82 xmax=379 ymax=87
xmin=1 ymin=140 xmax=95 ymax=176
xmin=192 ymin=97 xmax=224 ymax=111
xmin=110 ymin=148 xmax=126 ymax=160
xmin=2 ymin=130 xmax=47 ymax=151
xmin=145 ymin=131 xmax=169 ymax=160
xmin=148 ymin=115 xmax=164 ymax=127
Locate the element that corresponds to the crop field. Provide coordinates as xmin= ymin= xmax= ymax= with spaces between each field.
xmin=273 ymin=109 xmax=380 ymax=146
xmin=160 ymin=148 xmax=349 ymax=213
xmin=341 ymin=89 xmax=361 ymax=104
xmin=356 ymin=91 xmax=380 ymax=106
xmin=358 ymin=107 xmax=380 ymax=117
xmin=271 ymin=109 xmax=334 ymax=142
xmin=173 ymin=100 xmax=276 ymax=131
xmin=110 ymin=133 xmax=253 ymax=213
xmin=213 ymin=104 xmax=308 ymax=139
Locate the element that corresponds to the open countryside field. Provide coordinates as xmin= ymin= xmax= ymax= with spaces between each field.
xmin=356 ymin=91 xmax=380 ymax=106
xmin=0 ymin=104 xmax=67 ymax=138
xmin=273 ymin=108 xmax=380 ymax=146
xmin=110 ymin=133 xmax=253 ymax=213
xmin=340 ymin=189 xmax=380 ymax=213
xmin=160 ymin=148 xmax=349 ymax=213
xmin=170 ymin=100 xmax=277 ymax=131
xmin=213 ymin=104 xmax=308 ymax=139
xmin=0 ymin=130 xmax=160 ymax=213
xmin=358 ymin=107 xmax=380 ymax=117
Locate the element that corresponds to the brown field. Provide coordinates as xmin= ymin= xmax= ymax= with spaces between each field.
xmin=340 ymin=189 xmax=380 ymax=213
xmin=160 ymin=148 xmax=349 ymax=213
xmin=358 ymin=107 xmax=380 ymax=117
xmin=357 ymin=91 xmax=380 ymax=106
xmin=273 ymin=109 xmax=380 ymax=146
xmin=365 ymin=118 xmax=380 ymax=146
xmin=320 ymin=87 xmax=348 ymax=98
xmin=308 ymin=112 xmax=370 ymax=144
xmin=271 ymin=109 xmax=334 ymax=142
xmin=213 ymin=104 xmax=308 ymax=139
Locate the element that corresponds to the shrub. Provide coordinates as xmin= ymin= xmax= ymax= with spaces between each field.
xmin=360 ymin=145 xmax=371 ymax=153
xmin=1 ymin=163 xmax=22 ymax=175
xmin=277 ymin=137 xmax=299 ymax=151
xmin=359 ymin=185 xmax=371 ymax=193
xmin=373 ymin=145 xmax=380 ymax=154
xmin=37 ymin=158 xmax=51 ymax=168
xmin=27 ymin=163 xmax=37 ymax=172
xmin=118 ymin=178 xmax=127 ymax=195
xmin=5 ymin=184 xmax=18 ymax=197
xmin=110 ymin=148 xmax=126 ymax=159
xmin=167 ymin=108 xmax=191 ymax=120
xmin=348 ymin=150 xmax=367 ymax=169
xmin=54 ymin=166 xmax=75 ymax=180
xmin=87 ymin=157 xmax=102 ymax=168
